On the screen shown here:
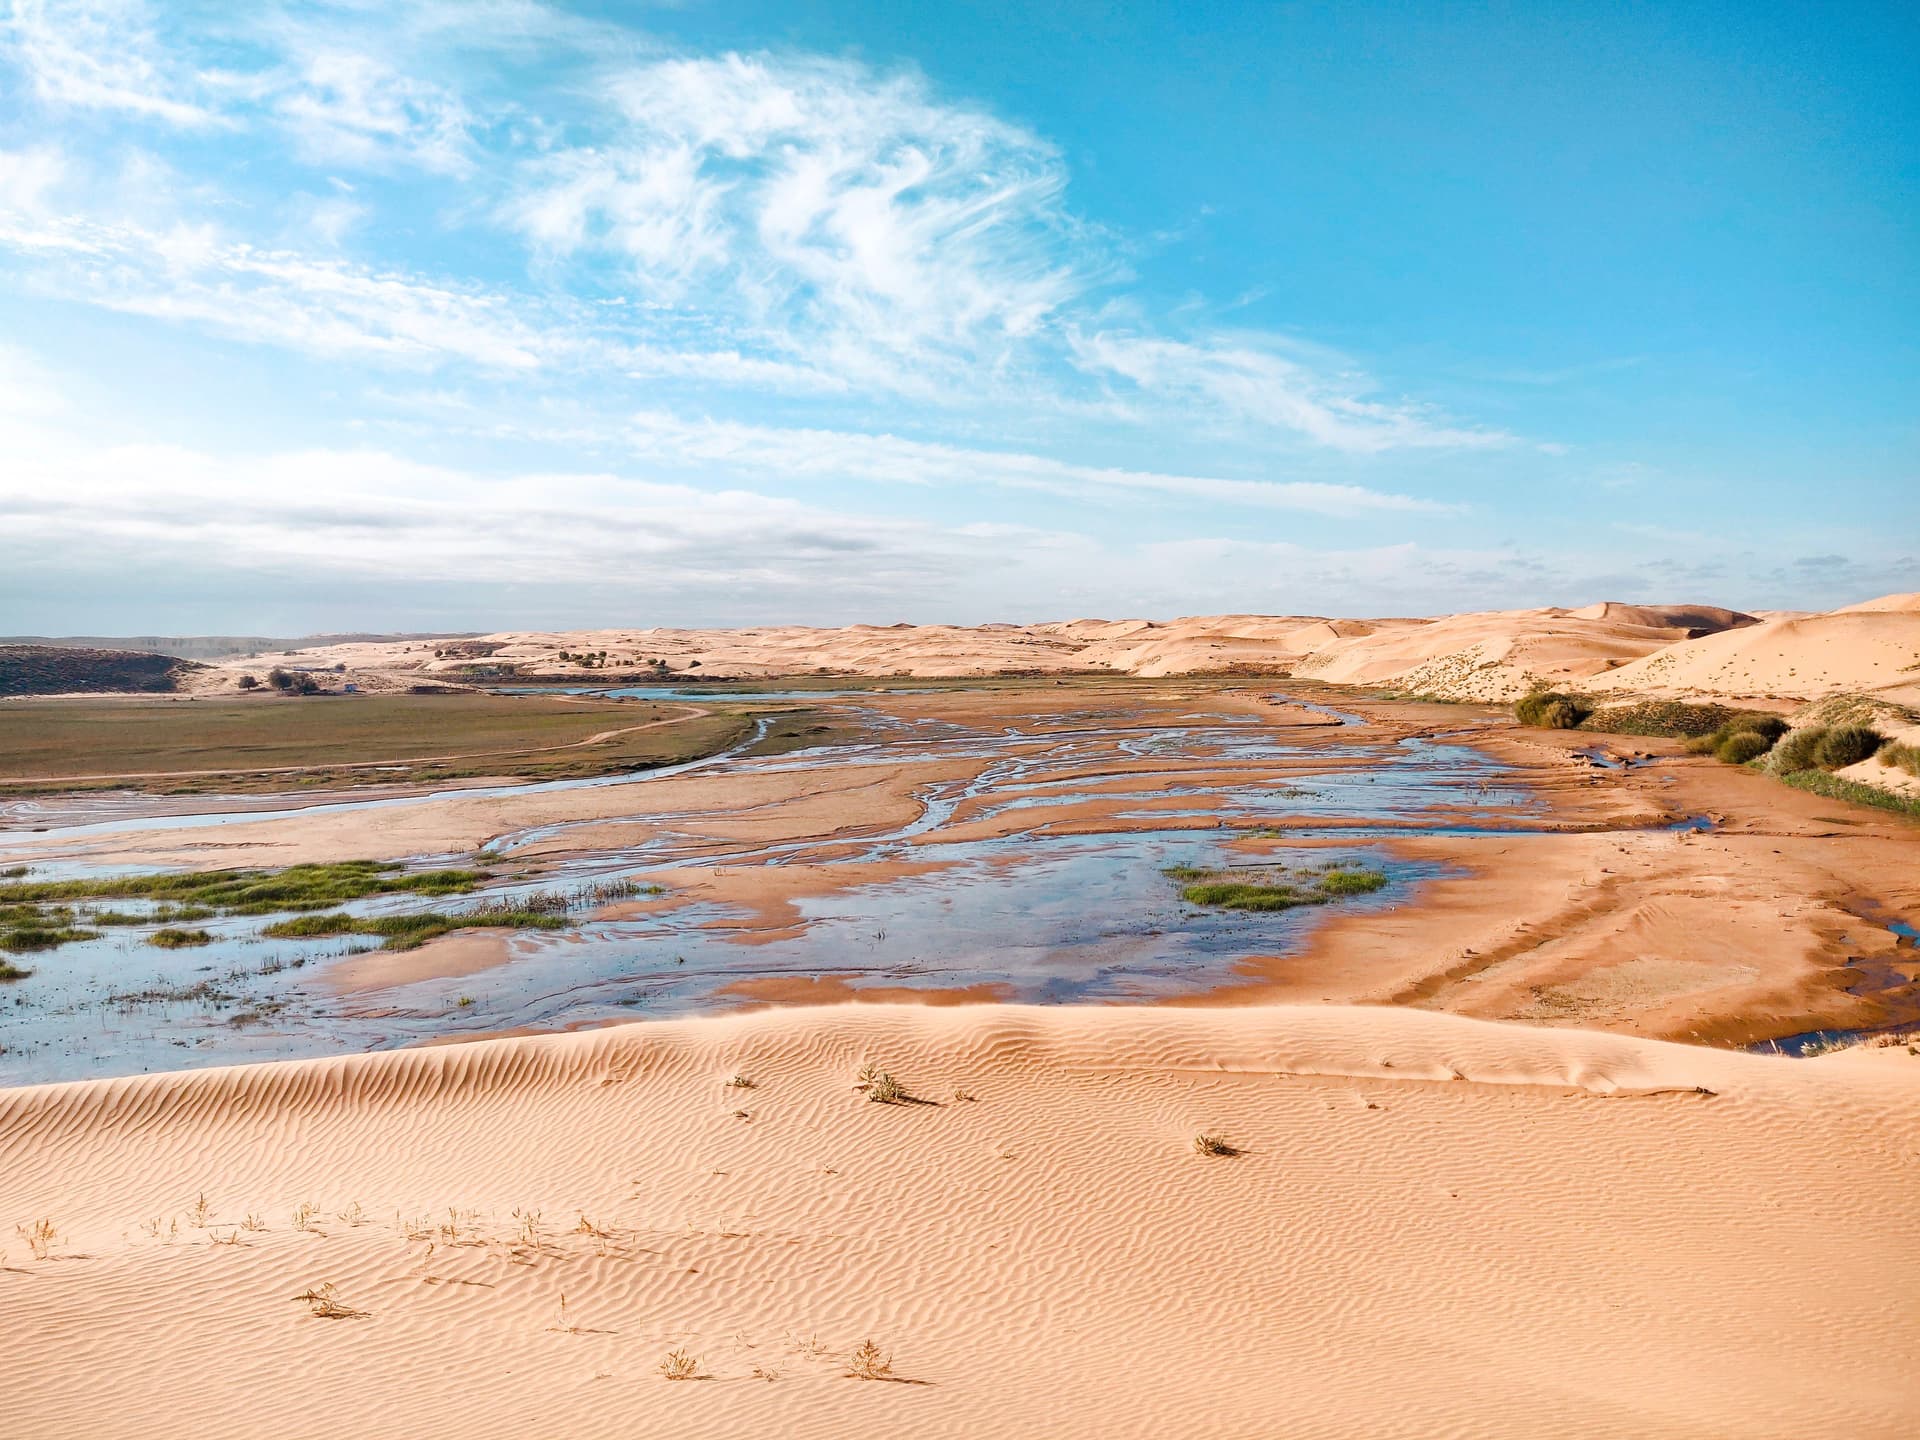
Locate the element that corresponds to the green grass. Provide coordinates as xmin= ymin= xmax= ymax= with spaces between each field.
xmin=1171 ymin=864 xmax=1390 ymax=911
xmin=1776 ymin=769 xmax=1920 ymax=820
xmin=0 ymin=860 xmax=487 ymax=913
xmin=259 ymin=907 xmax=569 ymax=951
xmin=149 ymin=927 xmax=214 ymax=948
xmin=2 ymin=923 xmax=102 ymax=953
xmin=0 ymin=693 xmax=751 ymax=795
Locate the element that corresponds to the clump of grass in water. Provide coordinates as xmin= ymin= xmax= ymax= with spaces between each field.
xmin=0 ymin=860 xmax=488 ymax=915
xmin=1 ymin=900 xmax=100 ymax=957
xmin=148 ymin=927 xmax=214 ymax=949
xmin=260 ymin=906 xmax=568 ymax=951
xmin=1168 ymin=863 xmax=1388 ymax=912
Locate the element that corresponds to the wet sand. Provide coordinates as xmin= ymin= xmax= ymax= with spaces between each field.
xmin=3 ymin=682 xmax=1917 ymax=1080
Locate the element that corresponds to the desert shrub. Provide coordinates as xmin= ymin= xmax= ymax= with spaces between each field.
xmin=1769 ymin=727 xmax=1827 ymax=774
xmin=1813 ymin=725 xmax=1886 ymax=770
xmin=1715 ymin=731 xmax=1773 ymax=766
xmin=1881 ymin=743 xmax=1920 ymax=779
xmin=1724 ymin=713 xmax=1790 ymax=742
xmin=1579 ymin=700 xmax=1739 ymax=738
xmin=237 ymin=673 xmax=259 ymax=690
xmin=267 ymin=667 xmax=292 ymax=690
xmin=1515 ymin=690 xmax=1593 ymax=729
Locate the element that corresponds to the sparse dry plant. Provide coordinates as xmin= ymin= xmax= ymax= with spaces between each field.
xmin=751 ymin=1364 xmax=781 ymax=1382
xmin=294 ymin=1282 xmax=367 ymax=1319
xmin=188 ymin=1192 xmax=213 ymax=1227
xmin=241 ymin=1213 xmax=267 ymax=1233
xmin=858 ymin=1062 xmax=906 ymax=1104
xmin=847 ymin=1339 xmax=894 ymax=1381
xmin=399 ymin=1212 xmax=435 ymax=1241
xmin=336 ymin=1201 xmax=366 ymax=1227
xmin=726 ymin=1072 xmax=755 ymax=1089
xmin=512 ymin=1207 xmax=544 ymax=1257
xmin=209 ymin=1227 xmax=245 ymax=1247
xmin=659 ymin=1348 xmax=700 ymax=1381
xmin=1193 ymin=1132 xmax=1240 ymax=1157
xmin=15 ymin=1218 xmax=58 ymax=1260
xmin=548 ymin=1292 xmax=581 ymax=1335
xmin=292 ymin=1201 xmax=319 ymax=1233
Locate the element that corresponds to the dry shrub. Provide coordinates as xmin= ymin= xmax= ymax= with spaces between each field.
xmin=848 ymin=1339 xmax=894 ymax=1380
xmin=1193 ymin=1133 xmax=1240 ymax=1157
xmin=659 ymin=1349 xmax=700 ymax=1381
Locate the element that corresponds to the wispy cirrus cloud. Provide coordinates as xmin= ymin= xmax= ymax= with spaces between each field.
xmin=1071 ymin=330 xmax=1514 ymax=453
xmin=616 ymin=411 xmax=1459 ymax=515
xmin=1 ymin=0 xmax=223 ymax=128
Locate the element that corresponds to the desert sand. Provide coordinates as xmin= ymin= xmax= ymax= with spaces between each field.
xmin=5 ymin=1003 xmax=1917 ymax=1440
xmin=7 ymin=606 xmax=1920 ymax=1439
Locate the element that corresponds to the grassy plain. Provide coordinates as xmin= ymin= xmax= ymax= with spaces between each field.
xmin=0 ymin=693 xmax=753 ymax=794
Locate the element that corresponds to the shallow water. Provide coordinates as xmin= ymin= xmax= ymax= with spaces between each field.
xmin=0 ymin=699 xmax=1548 ymax=1084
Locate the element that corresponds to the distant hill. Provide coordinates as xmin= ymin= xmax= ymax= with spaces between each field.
xmin=0 ymin=646 xmax=204 ymax=696
xmin=0 ymin=633 xmax=481 ymax=661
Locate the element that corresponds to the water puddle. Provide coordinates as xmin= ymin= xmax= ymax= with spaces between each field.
xmin=0 ymin=693 xmax=1606 ymax=1084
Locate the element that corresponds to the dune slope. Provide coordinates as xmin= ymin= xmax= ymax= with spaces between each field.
xmin=3 ymin=1004 xmax=1915 ymax=1440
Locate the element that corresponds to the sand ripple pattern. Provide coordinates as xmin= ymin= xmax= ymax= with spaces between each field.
xmin=3 ymin=1004 xmax=1917 ymax=1439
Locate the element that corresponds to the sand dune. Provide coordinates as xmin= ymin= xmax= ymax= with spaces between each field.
xmin=1587 ymin=604 xmax=1920 ymax=704
xmin=4 ymin=1003 xmax=1915 ymax=1440
xmin=198 ymin=591 xmax=1904 ymax=706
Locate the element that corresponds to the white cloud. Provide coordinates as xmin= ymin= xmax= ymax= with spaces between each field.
xmin=271 ymin=49 xmax=475 ymax=175
xmin=1071 ymin=330 xmax=1514 ymax=454
xmin=500 ymin=53 xmax=1095 ymax=393
xmin=619 ymin=411 xmax=1458 ymax=516
xmin=1 ymin=0 xmax=223 ymax=127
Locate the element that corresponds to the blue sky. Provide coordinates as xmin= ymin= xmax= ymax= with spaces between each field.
xmin=0 ymin=0 xmax=1913 ymax=632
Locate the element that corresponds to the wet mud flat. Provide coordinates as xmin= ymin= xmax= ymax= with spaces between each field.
xmin=0 ymin=687 xmax=1544 ymax=1082
xmin=4 ymin=681 xmax=1912 ymax=1081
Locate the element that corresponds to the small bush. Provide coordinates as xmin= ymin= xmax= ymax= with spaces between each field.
xmin=1813 ymin=725 xmax=1886 ymax=770
xmin=1515 ymin=690 xmax=1593 ymax=729
xmin=1579 ymin=700 xmax=1734 ymax=738
xmin=847 ymin=1339 xmax=894 ymax=1381
xmin=1715 ymin=731 xmax=1773 ymax=766
xmin=1770 ymin=727 xmax=1826 ymax=774
xmin=1725 ymin=713 xmax=1791 ymax=743
xmin=1881 ymin=743 xmax=1920 ymax=779
xmin=1193 ymin=1133 xmax=1240 ymax=1157
xmin=858 ymin=1064 xmax=907 ymax=1104
xmin=659 ymin=1349 xmax=700 ymax=1381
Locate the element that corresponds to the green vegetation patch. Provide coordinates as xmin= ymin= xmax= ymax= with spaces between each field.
xmin=1169 ymin=863 xmax=1390 ymax=912
xmin=1777 ymin=769 xmax=1920 ymax=820
xmin=1582 ymin=700 xmax=1747 ymax=738
xmin=1514 ymin=690 xmax=1594 ymax=729
xmin=0 ymin=860 xmax=487 ymax=914
xmin=1 ymin=923 xmax=101 ymax=954
xmin=148 ymin=927 xmax=214 ymax=949
xmin=260 ymin=906 xmax=569 ymax=951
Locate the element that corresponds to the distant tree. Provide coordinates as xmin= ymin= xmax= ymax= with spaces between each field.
xmin=237 ymin=673 xmax=260 ymax=690
xmin=266 ymin=667 xmax=292 ymax=690
xmin=333 ymin=662 xmax=346 ymax=673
